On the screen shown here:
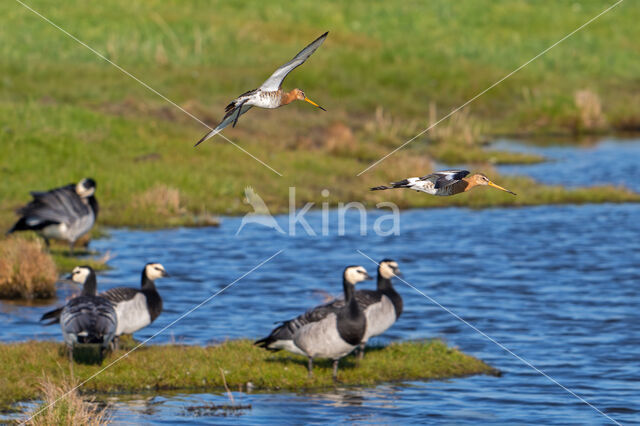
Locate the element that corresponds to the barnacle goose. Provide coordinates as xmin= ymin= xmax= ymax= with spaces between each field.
xmin=60 ymin=266 xmax=117 ymax=355
xmin=256 ymin=265 xmax=371 ymax=380
xmin=101 ymin=262 xmax=168 ymax=339
xmin=42 ymin=263 xmax=167 ymax=342
xmin=255 ymin=260 xmax=402 ymax=359
xmin=8 ymin=178 xmax=98 ymax=252
xmin=334 ymin=259 xmax=403 ymax=359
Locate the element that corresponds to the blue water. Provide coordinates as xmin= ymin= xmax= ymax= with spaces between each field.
xmin=495 ymin=138 xmax=640 ymax=192
xmin=2 ymin=140 xmax=639 ymax=424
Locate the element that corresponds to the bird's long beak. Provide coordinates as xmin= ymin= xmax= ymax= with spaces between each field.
xmin=488 ymin=181 xmax=517 ymax=196
xmin=304 ymin=97 xmax=326 ymax=111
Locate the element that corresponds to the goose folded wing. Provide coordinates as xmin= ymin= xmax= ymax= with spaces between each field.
xmin=20 ymin=185 xmax=90 ymax=225
xmin=101 ymin=286 xmax=141 ymax=304
xmin=326 ymin=289 xmax=382 ymax=310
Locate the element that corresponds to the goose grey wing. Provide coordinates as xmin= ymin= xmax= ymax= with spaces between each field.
xmin=20 ymin=185 xmax=89 ymax=225
xmin=277 ymin=301 xmax=340 ymax=338
xmin=60 ymin=296 xmax=117 ymax=340
xmin=326 ymin=289 xmax=382 ymax=311
xmin=101 ymin=287 xmax=141 ymax=303
xmin=420 ymin=170 xmax=470 ymax=189
xmin=259 ymin=32 xmax=328 ymax=92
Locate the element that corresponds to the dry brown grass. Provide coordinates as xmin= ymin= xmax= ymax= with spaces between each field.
xmin=574 ymin=89 xmax=607 ymax=131
xmin=134 ymin=185 xmax=187 ymax=217
xmin=26 ymin=377 xmax=110 ymax=426
xmin=428 ymin=103 xmax=485 ymax=146
xmin=0 ymin=237 xmax=57 ymax=299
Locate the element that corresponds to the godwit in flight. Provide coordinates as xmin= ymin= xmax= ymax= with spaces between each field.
xmin=371 ymin=170 xmax=516 ymax=196
xmin=194 ymin=32 xmax=328 ymax=146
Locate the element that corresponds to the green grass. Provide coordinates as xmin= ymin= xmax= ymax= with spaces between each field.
xmin=1 ymin=0 xmax=639 ymax=228
xmin=0 ymin=339 xmax=497 ymax=411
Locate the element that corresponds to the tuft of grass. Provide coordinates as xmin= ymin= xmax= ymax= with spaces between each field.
xmin=0 ymin=339 xmax=497 ymax=410
xmin=25 ymin=377 xmax=110 ymax=426
xmin=0 ymin=237 xmax=57 ymax=299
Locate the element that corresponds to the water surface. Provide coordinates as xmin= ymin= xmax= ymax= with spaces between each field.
xmin=2 ymin=139 xmax=640 ymax=424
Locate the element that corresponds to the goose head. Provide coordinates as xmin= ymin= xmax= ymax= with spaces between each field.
xmin=379 ymin=259 xmax=401 ymax=279
xmin=75 ymin=178 xmax=97 ymax=198
xmin=343 ymin=265 xmax=372 ymax=285
xmin=68 ymin=265 xmax=93 ymax=284
xmin=144 ymin=263 xmax=169 ymax=281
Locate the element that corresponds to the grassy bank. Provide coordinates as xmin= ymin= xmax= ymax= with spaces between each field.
xmin=1 ymin=1 xmax=639 ymax=228
xmin=0 ymin=339 xmax=497 ymax=411
xmin=0 ymin=236 xmax=109 ymax=299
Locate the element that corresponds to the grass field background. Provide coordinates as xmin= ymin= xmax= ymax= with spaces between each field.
xmin=1 ymin=0 xmax=639 ymax=227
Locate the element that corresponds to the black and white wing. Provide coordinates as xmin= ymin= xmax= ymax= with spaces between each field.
xmin=254 ymin=301 xmax=339 ymax=350
xmin=193 ymin=104 xmax=253 ymax=147
xmin=101 ymin=286 xmax=141 ymax=304
xmin=17 ymin=184 xmax=90 ymax=228
xmin=420 ymin=170 xmax=469 ymax=189
xmin=60 ymin=296 xmax=117 ymax=345
xmin=326 ymin=289 xmax=383 ymax=311
xmin=259 ymin=32 xmax=328 ymax=92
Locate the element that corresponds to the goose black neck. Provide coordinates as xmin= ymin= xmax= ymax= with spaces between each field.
xmin=81 ymin=271 xmax=97 ymax=296
xmin=141 ymin=271 xmax=157 ymax=291
xmin=343 ymin=277 xmax=360 ymax=316
xmin=377 ymin=273 xmax=393 ymax=291
xmin=89 ymin=196 xmax=99 ymax=219
xmin=377 ymin=272 xmax=403 ymax=318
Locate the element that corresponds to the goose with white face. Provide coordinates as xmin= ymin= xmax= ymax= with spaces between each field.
xmin=144 ymin=263 xmax=170 ymax=281
xmin=70 ymin=266 xmax=92 ymax=284
xmin=8 ymin=177 xmax=99 ymax=253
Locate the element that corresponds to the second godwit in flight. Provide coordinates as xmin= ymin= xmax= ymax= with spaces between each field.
xmin=371 ymin=170 xmax=516 ymax=196
xmin=194 ymin=32 xmax=328 ymax=146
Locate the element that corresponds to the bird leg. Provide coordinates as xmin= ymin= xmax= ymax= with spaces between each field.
xmin=356 ymin=343 xmax=365 ymax=362
xmin=43 ymin=237 xmax=50 ymax=250
xmin=307 ymin=357 xmax=314 ymax=378
xmin=113 ymin=336 xmax=119 ymax=351
xmin=69 ymin=241 xmax=75 ymax=256
xmin=332 ymin=359 xmax=340 ymax=383
xmin=232 ymin=100 xmax=247 ymax=128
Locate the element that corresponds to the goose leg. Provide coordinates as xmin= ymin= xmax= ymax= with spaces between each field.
xmin=307 ymin=357 xmax=314 ymax=378
xmin=69 ymin=241 xmax=75 ymax=255
xmin=332 ymin=359 xmax=339 ymax=383
xmin=357 ymin=343 xmax=365 ymax=361
xmin=232 ymin=101 xmax=247 ymax=128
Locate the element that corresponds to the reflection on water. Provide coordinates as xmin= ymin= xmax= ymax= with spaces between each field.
xmin=1 ymin=140 xmax=640 ymax=424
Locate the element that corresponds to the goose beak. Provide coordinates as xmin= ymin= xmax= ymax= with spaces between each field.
xmin=393 ymin=268 xmax=402 ymax=277
xmin=162 ymin=271 xmax=170 ymax=278
xmin=488 ymin=181 xmax=517 ymax=196
xmin=364 ymin=272 xmax=373 ymax=280
xmin=65 ymin=273 xmax=73 ymax=280
xmin=304 ymin=96 xmax=326 ymax=111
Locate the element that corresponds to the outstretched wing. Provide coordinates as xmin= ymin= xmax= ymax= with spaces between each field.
xmin=194 ymin=104 xmax=253 ymax=147
xmin=419 ymin=170 xmax=469 ymax=189
xmin=18 ymin=184 xmax=89 ymax=227
xmin=259 ymin=32 xmax=328 ymax=92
